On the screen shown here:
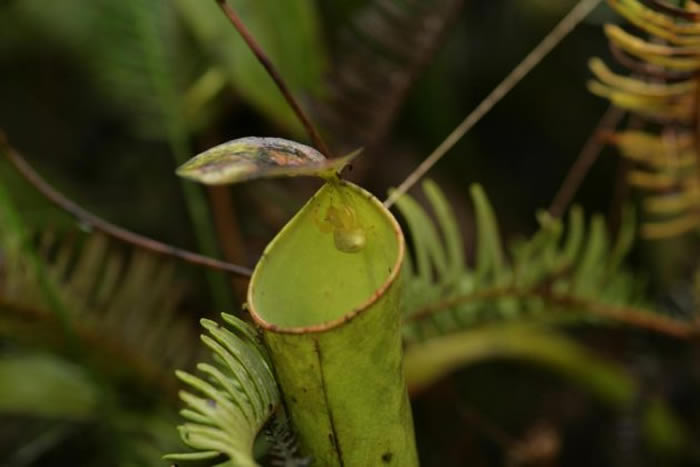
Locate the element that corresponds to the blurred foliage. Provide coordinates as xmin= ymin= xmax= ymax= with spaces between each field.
xmin=2 ymin=0 xmax=700 ymax=466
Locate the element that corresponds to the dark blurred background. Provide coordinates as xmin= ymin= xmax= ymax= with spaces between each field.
xmin=0 ymin=0 xmax=619 ymax=273
xmin=3 ymin=1 xmax=697 ymax=466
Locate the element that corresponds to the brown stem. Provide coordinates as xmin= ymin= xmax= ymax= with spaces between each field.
xmin=405 ymin=287 xmax=697 ymax=339
xmin=384 ymin=0 xmax=603 ymax=208
xmin=549 ymin=105 xmax=625 ymax=218
xmin=214 ymin=0 xmax=333 ymax=158
xmin=694 ymin=73 xmax=700 ymax=171
xmin=0 ymin=134 xmax=252 ymax=278
xmin=456 ymin=401 xmax=515 ymax=449
xmin=207 ymin=185 xmax=249 ymax=299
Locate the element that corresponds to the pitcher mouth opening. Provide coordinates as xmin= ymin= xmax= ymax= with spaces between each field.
xmin=247 ymin=181 xmax=405 ymax=335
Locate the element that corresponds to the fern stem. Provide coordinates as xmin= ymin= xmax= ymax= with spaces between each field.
xmin=405 ymin=286 xmax=697 ymax=338
xmin=384 ymin=0 xmax=604 ymax=208
xmin=214 ymin=0 xmax=333 ymax=158
xmin=549 ymin=105 xmax=625 ymax=218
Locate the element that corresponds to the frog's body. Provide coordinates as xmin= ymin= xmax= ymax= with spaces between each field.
xmin=326 ymin=204 xmax=367 ymax=253
xmin=314 ymin=186 xmax=367 ymax=254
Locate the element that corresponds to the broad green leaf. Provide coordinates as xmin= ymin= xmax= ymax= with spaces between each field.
xmin=173 ymin=0 xmax=327 ymax=133
xmin=0 ymin=354 xmax=98 ymax=420
xmin=177 ymin=137 xmax=359 ymax=185
xmin=404 ymin=325 xmax=636 ymax=402
xmin=247 ymin=180 xmax=418 ymax=466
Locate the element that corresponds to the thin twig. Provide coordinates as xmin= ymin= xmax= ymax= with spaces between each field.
xmin=456 ymin=401 xmax=515 ymax=449
xmin=549 ymin=105 xmax=625 ymax=217
xmin=608 ymin=114 xmax=645 ymax=233
xmin=207 ymin=185 xmax=250 ymax=299
xmin=0 ymin=135 xmax=252 ymax=278
xmin=384 ymin=0 xmax=603 ymax=208
xmin=695 ymin=72 xmax=700 ymax=171
xmin=214 ymin=0 xmax=333 ymax=158
xmin=405 ymin=286 xmax=697 ymax=339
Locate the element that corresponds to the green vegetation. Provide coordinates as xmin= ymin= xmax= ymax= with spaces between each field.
xmin=2 ymin=1 xmax=700 ymax=466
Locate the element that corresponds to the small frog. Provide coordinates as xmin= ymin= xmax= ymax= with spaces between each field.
xmin=315 ymin=200 xmax=367 ymax=254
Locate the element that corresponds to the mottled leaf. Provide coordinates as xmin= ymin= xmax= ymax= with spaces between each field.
xmin=176 ymin=137 xmax=359 ymax=185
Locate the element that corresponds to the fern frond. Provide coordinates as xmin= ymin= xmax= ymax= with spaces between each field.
xmin=589 ymin=0 xmax=700 ymax=238
xmin=0 ymin=179 xmax=73 ymax=334
xmin=165 ymin=313 xmax=280 ymax=467
xmin=396 ymin=180 xmax=692 ymax=341
xmin=607 ymin=0 xmax=700 ymax=45
xmin=0 ymin=186 xmax=194 ymax=463
xmin=0 ymin=199 xmax=201 ymax=395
